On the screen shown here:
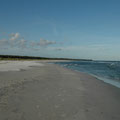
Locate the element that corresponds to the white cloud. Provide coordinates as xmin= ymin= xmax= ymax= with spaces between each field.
xmin=9 ymin=32 xmax=27 ymax=48
xmin=0 ymin=32 xmax=58 ymax=53
xmin=30 ymin=38 xmax=56 ymax=47
xmin=10 ymin=33 xmax=20 ymax=41
xmin=39 ymin=38 xmax=56 ymax=46
xmin=0 ymin=32 xmax=28 ymax=49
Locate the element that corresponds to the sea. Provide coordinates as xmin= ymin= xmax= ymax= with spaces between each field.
xmin=55 ymin=61 xmax=120 ymax=88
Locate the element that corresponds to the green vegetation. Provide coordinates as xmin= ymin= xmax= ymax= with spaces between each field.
xmin=0 ymin=55 xmax=93 ymax=61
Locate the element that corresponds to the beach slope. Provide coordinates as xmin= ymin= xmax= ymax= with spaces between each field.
xmin=0 ymin=61 xmax=120 ymax=120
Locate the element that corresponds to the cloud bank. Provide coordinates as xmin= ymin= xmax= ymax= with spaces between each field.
xmin=0 ymin=32 xmax=57 ymax=50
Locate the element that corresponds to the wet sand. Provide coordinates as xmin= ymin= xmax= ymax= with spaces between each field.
xmin=0 ymin=61 xmax=120 ymax=120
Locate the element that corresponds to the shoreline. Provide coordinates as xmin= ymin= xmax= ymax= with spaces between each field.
xmin=52 ymin=62 xmax=120 ymax=89
xmin=0 ymin=61 xmax=120 ymax=120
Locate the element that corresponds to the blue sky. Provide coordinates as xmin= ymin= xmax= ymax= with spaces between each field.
xmin=0 ymin=0 xmax=120 ymax=60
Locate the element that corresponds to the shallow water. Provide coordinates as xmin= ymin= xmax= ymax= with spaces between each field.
xmin=55 ymin=61 xmax=120 ymax=88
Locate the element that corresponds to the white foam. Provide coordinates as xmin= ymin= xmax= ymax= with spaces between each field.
xmin=0 ymin=61 xmax=44 ymax=72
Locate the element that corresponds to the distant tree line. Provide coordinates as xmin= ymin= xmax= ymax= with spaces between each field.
xmin=0 ymin=55 xmax=50 ymax=60
xmin=0 ymin=55 xmax=93 ymax=61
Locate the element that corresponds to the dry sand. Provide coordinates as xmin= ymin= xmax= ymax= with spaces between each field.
xmin=0 ymin=61 xmax=44 ymax=72
xmin=0 ymin=61 xmax=120 ymax=120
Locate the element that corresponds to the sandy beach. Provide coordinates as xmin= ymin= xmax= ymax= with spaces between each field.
xmin=0 ymin=60 xmax=120 ymax=120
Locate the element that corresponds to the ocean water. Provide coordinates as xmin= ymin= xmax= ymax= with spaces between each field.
xmin=55 ymin=61 xmax=120 ymax=88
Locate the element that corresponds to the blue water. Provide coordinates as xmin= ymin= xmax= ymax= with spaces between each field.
xmin=55 ymin=61 xmax=120 ymax=88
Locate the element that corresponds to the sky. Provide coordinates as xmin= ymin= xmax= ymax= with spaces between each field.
xmin=0 ymin=0 xmax=120 ymax=60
